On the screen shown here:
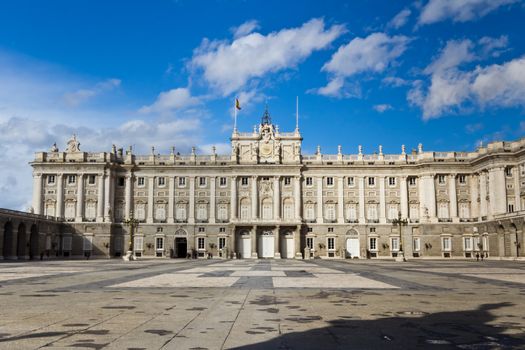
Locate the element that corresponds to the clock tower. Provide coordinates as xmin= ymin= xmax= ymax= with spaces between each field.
xmin=230 ymin=105 xmax=302 ymax=165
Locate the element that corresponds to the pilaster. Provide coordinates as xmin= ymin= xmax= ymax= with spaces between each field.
xmin=358 ymin=176 xmax=365 ymax=223
xmin=316 ymin=177 xmax=323 ymax=224
xmin=147 ymin=176 xmax=154 ymax=223
xmin=379 ymin=176 xmax=386 ymax=224
xmin=449 ymin=174 xmax=458 ymax=222
xmin=75 ymin=173 xmax=84 ymax=222
xmin=210 ymin=177 xmax=216 ymax=223
xmin=337 ymin=176 xmax=344 ymax=223
xmin=168 ymin=176 xmax=175 ymax=224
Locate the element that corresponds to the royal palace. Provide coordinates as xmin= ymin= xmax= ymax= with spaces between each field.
xmin=1 ymin=107 xmax=524 ymax=261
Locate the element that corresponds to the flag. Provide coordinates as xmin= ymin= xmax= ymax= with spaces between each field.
xmin=235 ymin=98 xmax=241 ymax=110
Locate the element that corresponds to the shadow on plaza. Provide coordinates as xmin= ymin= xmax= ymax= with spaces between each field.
xmin=231 ymin=302 xmax=524 ymax=350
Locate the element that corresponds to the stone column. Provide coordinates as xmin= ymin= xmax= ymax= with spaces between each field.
xmin=419 ymin=174 xmax=436 ymax=222
xmin=251 ymin=176 xmax=258 ymax=220
xmin=168 ymin=176 xmax=175 ymax=224
xmin=449 ymin=174 xmax=458 ymax=222
xmin=76 ymin=174 xmax=84 ymax=222
xmin=147 ymin=176 xmax=154 ymax=223
xmin=514 ymin=168 xmax=521 ymax=212
xmin=104 ymin=171 xmax=112 ymax=221
xmin=295 ymin=228 xmax=302 ymax=259
xmin=231 ymin=176 xmax=237 ymax=220
xmin=251 ymin=228 xmax=257 ymax=258
xmin=337 ymin=177 xmax=344 ymax=223
xmin=479 ymin=172 xmax=488 ymax=219
xmin=316 ymin=177 xmax=323 ymax=223
xmin=400 ymin=176 xmax=408 ymax=218
xmin=358 ymin=176 xmax=365 ymax=223
xmin=97 ymin=173 xmax=104 ymax=222
xmin=32 ymin=172 xmax=43 ymax=215
xmin=470 ymin=174 xmax=479 ymax=219
xmin=488 ymin=166 xmax=506 ymax=216
xmin=56 ymin=174 xmax=64 ymax=219
xmin=210 ymin=177 xmax=216 ymax=223
xmin=124 ymin=174 xmax=132 ymax=220
xmin=379 ymin=176 xmax=386 ymax=223
xmin=274 ymin=228 xmax=280 ymax=259
xmin=294 ymin=176 xmax=302 ymax=220
xmin=189 ymin=177 xmax=195 ymax=224
xmin=274 ymin=176 xmax=280 ymax=220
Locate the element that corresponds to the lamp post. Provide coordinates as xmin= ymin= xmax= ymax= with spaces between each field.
xmin=392 ymin=211 xmax=408 ymax=262
xmin=123 ymin=210 xmax=139 ymax=261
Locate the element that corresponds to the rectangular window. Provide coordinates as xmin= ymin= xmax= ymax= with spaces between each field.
xmin=241 ymin=177 xmax=249 ymax=186
xmin=218 ymin=237 xmax=226 ymax=249
xmin=219 ymin=177 xmax=227 ymax=187
xmin=62 ymin=236 xmax=72 ymax=251
xmin=347 ymin=177 xmax=355 ymax=186
xmin=88 ymin=175 xmax=96 ymax=185
xmin=464 ymin=237 xmax=472 ymax=251
xmin=413 ymin=237 xmax=420 ymax=252
xmin=327 ymin=237 xmax=335 ymax=250
xmin=138 ymin=177 xmax=145 ymax=187
xmin=438 ymin=175 xmax=446 ymax=184
xmin=391 ymin=237 xmax=399 ymax=251
xmin=284 ymin=177 xmax=291 ymax=186
xmin=508 ymin=204 xmax=514 ymax=213
xmin=306 ymin=177 xmax=313 ymax=186
xmin=219 ymin=227 xmax=226 ymax=233
xmin=117 ymin=176 xmax=125 ymax=187
xmin=306 ymin=237 xmax=314 ymax=249
xmin=442 ymin=237 xmax=451 ymax=251
xmin=198 ymin=227 xmax=205 ymax=232
xmin=47 ymin=175 xmax=56 ymax=185
xmin=199 ymin=177 xmax=206 ymax=187
xmin=369 ymin=237 xmax=377 ymax=251
xmin=408 ymin=177 xmax=416 ymax=186
xmin=307 ymin=227 xmax=313 ymax=232
xmin=158 ymin=177 xmax=166 ymax=186
xmin=67 ymin=175 xmax=76 ymax=184
xmin=156 ymin=237 xmax=164 ymax=250
xmin=178 ymin=177 xmax=186 ymax=187
xmin=388 ymin=177 xmax=396 ymax=186
xmin=198 ymin=237 xmax=205 ymax=250
xmin=218 ymin=205 xmax=228 ymax=220
xmin=83 ymin=236 xmax=93 ymax=251
xmin=134 ymin=236 xmax=144 ymax=251
xmin=458 ymin=175 xmax=466 ymax=184
xmin=326 ymin=177 xmax=334 ymax=186
xmin=328 ymin=227 xmax=334 ymax=232
xmin=368 ymin=177 xmax=375 ymax=186
xmin=505 ymin=167 xmax=512 ymax=177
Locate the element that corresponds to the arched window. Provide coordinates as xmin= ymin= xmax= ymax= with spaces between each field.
xmin=438 ymin=202 xmax=449 ymax=219
xmin=155 ymin=203 xmax=166 ymax=221
xmin=240 ymin=198 xmax=250 ymax=220
xmin=45 ymin=201 xmax=56 ymax=217
xmin=135 ymin=203 xmax=146 ymax=221
xmin=325 ymin=203 xmax=336 ymax=221
xmin=217 ymin=204 xmax=228 ymax=220
xmin=65 ymin=201 xmax=76 ymax=220
xmin=305 ymin=203 xmax=315 ymax=220
xmin=85 ymin=201 xmax=96 ymax=219
xmin=283 ymin=199 xmax=294 ymax=220
xmin=345 ymin=204 xmax=357 ymax=221
xmin=367 ymin=204 xmax=378 ymax=221
xmin=262 ymin=198 xmax=272 ymax=220
xmin=388 ymin=204 xmax=398 ymax=220
xmin=459 ymin=202 xmax=470 ymax=219
xmin=409 ymin=204 xmax=419 ymax=220
xmin=196 ymin=203 xmax=208 ymax=221
xmin=175 ymin=203 xmax=187 ymax=221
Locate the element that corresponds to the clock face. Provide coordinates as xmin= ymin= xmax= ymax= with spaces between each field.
xmin=260 ymin=143 xmax=272 ymax=156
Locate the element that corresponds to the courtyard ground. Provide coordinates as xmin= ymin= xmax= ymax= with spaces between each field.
xmin=0 ymin=258 xmax=524 ymax=349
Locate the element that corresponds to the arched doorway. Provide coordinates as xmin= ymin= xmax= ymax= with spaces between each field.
xmin=281 ymin=232 xmax=295 ymax=259
xmin=17 ymin=223 xmax=27 ymax=259
xmin=173 ymin=229 xmax=187 ymax=258
xmin=238 ymin=231 xmax=251 ymax=259
xmin=3 ymin=221 xmax=13 ymax=259
xmin=29 ymin=224 xmax=39 ymax=260
xmin=345 ymin=229 xmax=360 ymax=258
xmin=258 ymin=231 xmax=274 ymax=258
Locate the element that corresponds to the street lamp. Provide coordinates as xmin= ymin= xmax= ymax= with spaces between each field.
xmin=392 ymin=211 xmax=408 ymax=262
xmin=123 ymin=210 xmax=139 ymax=261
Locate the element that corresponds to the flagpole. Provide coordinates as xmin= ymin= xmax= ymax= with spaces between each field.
xmin=233 ymin=98 xmax=237 ymax=133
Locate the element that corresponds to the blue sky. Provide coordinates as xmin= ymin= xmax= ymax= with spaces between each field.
xmin=1 ymin=0 xmax=525 ymax=209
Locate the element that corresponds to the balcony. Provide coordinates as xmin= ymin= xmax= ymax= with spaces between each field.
xmin=367 ymin=219 xmax=379 ymax=224
xmin=345 ymin=219 xmax=359 ymax=224
xmin=196 ymin=219 xmax=209 ymax=223
xmin=216 ymin=219 xmax=230 ymax=223
xmin=324 ymin=219 xmax=337 ymax=223
xmin=175 ymin=219 xmax=188 ymax=223
xmin=438 ymin=218 xmax=452 ymax=223
xmin=305 ymin=219 xmax=317 ymax=223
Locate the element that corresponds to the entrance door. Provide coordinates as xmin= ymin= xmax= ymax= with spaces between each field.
xmin=281 ymin=236 xmax=295 ymax=259
xmin=346 ymin=238 xmax=360 ymax=258
xmin=259 ymin=232 xmax=274 ymax=258
xmin=240 ymin=237 xmax=251 ymax=259
xmin=174 ymin=237 xmax=187 ymax=258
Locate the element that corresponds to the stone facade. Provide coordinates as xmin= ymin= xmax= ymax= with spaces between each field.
xmin=6 ymin=109 xmax=524 ymax=260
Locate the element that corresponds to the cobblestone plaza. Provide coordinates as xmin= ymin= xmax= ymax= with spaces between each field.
xmin=0 ymin=259 xmax=524 ymax=349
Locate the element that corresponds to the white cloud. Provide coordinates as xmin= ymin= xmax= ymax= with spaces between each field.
xmin=418 ymin=0 xmax=519 ymax=25
xmin=63 ymin=78 xmax=121 ymax=107
xmin=191 ymin=18 xmax=345 ymax=96
xmin=231 ymin=20 xmax=260 ymax=39
xmin=479 ymin=35 xmax=509 ymax=58
xmin=139 ymin=87 xmax=200 ymax=114
xmin=382 ymin=76 xmax=410 ymax=87
xmin=408 ymin=39 xmax=525 ymax=118
xmin=373 ymin=104 xmax=393 ymax=113
xmin=315 ymin=33 xmax=410 ymax=97
xmin=388 ymin=9 xmax=412 ymax=29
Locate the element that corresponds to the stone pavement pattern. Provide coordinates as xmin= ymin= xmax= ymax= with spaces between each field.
xmin=0 ymin=259 xmax=524 ymax=349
